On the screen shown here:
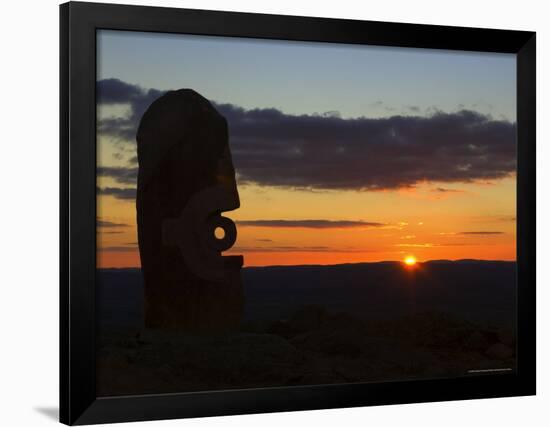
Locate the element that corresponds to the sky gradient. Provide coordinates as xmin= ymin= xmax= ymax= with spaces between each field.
xmin=96 ymin=30 xmax=517 ymax=268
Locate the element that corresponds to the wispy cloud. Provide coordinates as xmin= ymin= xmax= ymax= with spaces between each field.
xmin=236 ymin=219 xmax=385 ymax=229
xmin=395 ymin=242 xmax=475 ymax=248
xmin=97 ymin=219 xmax=129 ymax=228
xmin=97 ymin=166 xmax=138 ymax=185
xmin=232 ymin=245 xmax=375 ymax=253
xmin=395 ymin=243 xmax=437 ymax=248
xmin=431 ymin=187 xmax=465 ymax=193
xmin=99 ymin=246 xmax=138 ymax=252
xmin=458 ymin=231 xmax=505 ymax=235
xmin=469 ymin=215 xmax=515 ymax=223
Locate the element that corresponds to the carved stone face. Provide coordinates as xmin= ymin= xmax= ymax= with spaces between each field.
xmin=136 ymin=89 xmax=243 ymax=330
xmin=163 ymin=153 xmax=243 ymax=282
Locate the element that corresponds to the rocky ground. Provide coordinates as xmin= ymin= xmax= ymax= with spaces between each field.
xmin=97 ymin=305 xmax=516 ymax=396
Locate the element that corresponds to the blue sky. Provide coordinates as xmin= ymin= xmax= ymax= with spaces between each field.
xmin=97 ymin=30 xmax=516 ymax=120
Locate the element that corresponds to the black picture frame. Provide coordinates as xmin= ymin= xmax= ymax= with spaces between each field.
xmin=60 ymin=1 xmax=536 ymax=425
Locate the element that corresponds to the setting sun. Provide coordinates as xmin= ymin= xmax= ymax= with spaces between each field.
xmin=404 ymin=255 xmax=417 ymax=266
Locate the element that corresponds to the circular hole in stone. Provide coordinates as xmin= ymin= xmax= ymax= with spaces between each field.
xmin=214 ymin=226 xmax=226 ymax=240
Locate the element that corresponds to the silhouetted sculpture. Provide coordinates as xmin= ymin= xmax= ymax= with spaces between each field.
xmin=136 ymin=89 xmax=244 ymax=331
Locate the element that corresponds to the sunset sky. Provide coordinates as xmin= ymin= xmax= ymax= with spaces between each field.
xmin=96 ymin=30 xmax=517 ymax=268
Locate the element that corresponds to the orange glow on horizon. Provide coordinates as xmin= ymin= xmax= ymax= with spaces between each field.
xmin=96 ymin=177 xmax=517 ymax=269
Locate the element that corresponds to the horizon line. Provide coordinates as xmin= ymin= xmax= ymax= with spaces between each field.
xmin=97 ymin=258 xmax=517 ymax=271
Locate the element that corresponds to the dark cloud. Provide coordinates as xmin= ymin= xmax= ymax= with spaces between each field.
xmin=458 ymin=231 xmax=504 ymax=235
xmin=97 ymin=187 xmax=136 ymax=200
xmin=222 ymin=105 xmax=516 ymax=191
xmin=432 ymin=187 xmax=464 ymax=193
xmin=97 ymin=166 xmax=138 ymax=185
xmin=97 ymin=219 xmax=129 ymax=228
xmin=256 ymin=238 xmax=273 ymax=242
xmin=232 ymin=246 xmax=375 ymax=253
xmin=97 ymin=79 xmax=143 ymax=104
xmin=97 ymin=79 xmax=165 ymax=141
xmin=236 ymin=219 xmax=384 ymax=229
xmin=97 ymin=79 xmax=516 ymax=191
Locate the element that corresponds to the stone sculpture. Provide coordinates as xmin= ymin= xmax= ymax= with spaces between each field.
xmin=136 ymin=89 xmax=243 ymax=331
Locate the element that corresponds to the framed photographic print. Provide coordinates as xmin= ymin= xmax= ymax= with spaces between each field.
xmin=60 ymin=1 xmax=536 ymax=425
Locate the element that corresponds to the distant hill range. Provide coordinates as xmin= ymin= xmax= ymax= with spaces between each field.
xmin=97 ymin=260 xmax=516 ymax=330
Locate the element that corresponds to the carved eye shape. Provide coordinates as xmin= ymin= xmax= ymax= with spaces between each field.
xmin=214 ymin=226 xmax=226 ymax=240
xmin=205 ymin=216 xmax=237 ymax=252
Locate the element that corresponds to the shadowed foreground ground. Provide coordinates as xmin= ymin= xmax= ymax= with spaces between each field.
xmin=97 ymin=261 xmax=516 ymax=396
